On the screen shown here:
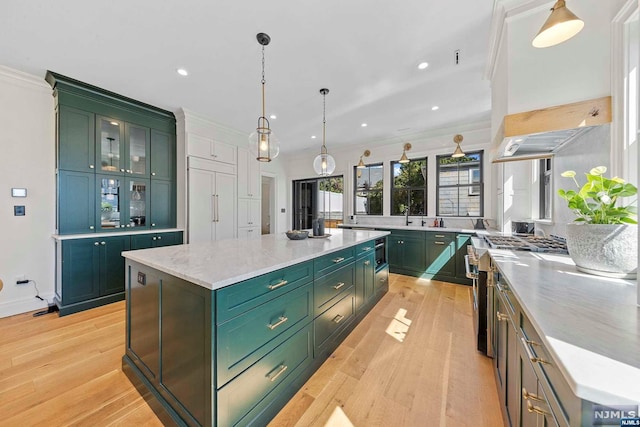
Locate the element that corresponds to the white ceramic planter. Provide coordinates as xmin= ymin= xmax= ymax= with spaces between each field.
xmin=565 ymin=224 xmax=637 ymax=279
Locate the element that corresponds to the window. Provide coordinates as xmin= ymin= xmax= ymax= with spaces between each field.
xmin=436 ymin=151 xmax=483 ymax=217
xmin=539 ymin=158 xmax=552 ymax=219
xmin=354 ymin=164 xmax=383 ymax=215
xmin=293 ymin=176 xmax=343 ymax=229
xmin=390 ymin=158 xmax=427 ymax=215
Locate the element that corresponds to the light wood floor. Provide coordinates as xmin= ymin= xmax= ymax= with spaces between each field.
xmin=0 ymin=274 xmax=502 ymax=426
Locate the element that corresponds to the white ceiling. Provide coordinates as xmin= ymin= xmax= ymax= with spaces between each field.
xmin=0 ymin=0 xmax=494 ymax=154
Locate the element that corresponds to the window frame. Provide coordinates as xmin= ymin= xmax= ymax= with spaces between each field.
xmin=436 ymin=150 xmax=484 ymax=217
xmin=539 ymin=158 xmax=552 ymax=220
xmin=389 ymin=157 xmax=428 ymax=216
xmin=353 ymin=163 xmax=384 ymax=216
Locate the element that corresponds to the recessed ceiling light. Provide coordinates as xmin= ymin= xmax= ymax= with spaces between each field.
xmin=311 ymin=135 xmax=316 ymax=139
xmin=418 ymin=62 xmax=429 ymax=70
xmin=269 ymin=114 xmax=277 ymax=119
xmin=177 ymin=68 xmax=189 ymax=76
xmin=431 ymin=106 xmax=439 ymax=111
xmin=361 ymin=123 xmax=368 ymax=127
xmin=110 ymin=121 xmax=119 ymax=126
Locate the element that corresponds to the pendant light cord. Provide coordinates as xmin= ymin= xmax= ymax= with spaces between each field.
xmin=261 ymin=45 xmax=266 ymax=120
xmin=321 ymin=91 xmax=327 ymax=155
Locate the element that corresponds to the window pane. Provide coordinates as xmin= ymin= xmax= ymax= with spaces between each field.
xmin=438 ymin=186 xmax=482 ymax=216
xmin=355 ymin=190 xmax=382 ymax=215
xmin=437 ymin=151 xmax=483 ymax=217
xmin=318 ymin=177 xmax=343 ymax=221
xmin=391 ymin=189 xmax=408 ymax=215
xmin=356 ymin=164 xmax=383 ymax=190
xmin=355 ymin=164 xmax=383 ymax=215
xmin=409 ymin=189 xmax=425 ymax=215
xmin=393 ymin=160 xmax=426 ymax=187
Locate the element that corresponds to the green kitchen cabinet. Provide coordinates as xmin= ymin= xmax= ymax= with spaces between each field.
xmin=425 ymin=232 xmax=455 ymax=277
xmin=96 ymin=175 xmax=150 ymax=232
xmin=57 ymin=105 xmax=95 ymax=173
xmin=130 ymin=231 xmax=183 ymax=250
xmin=455 ymin=233 xmax=473 ymax=285
xmin=58 ymin=171 xmax=96 ymax=234
xmin=387 ymin=230 xmax=427 ymax=276
xmin=354 ymin=251 xmax=375 ymax=312
xmin=96 ymin=116 xmax=150 ymax=178
xmin=150 ymin=129 xmax=174 ymax=180
xmin=149 ymin=179 xmax=175 ymax=229
xmin=57 ymin=235 xmax=130 ymax=315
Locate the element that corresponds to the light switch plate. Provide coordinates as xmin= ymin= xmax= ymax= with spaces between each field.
xmin=11 ymin=188 xmax=27 ymax=197
xmin=14 ymin=206 xmax=25 ymax=216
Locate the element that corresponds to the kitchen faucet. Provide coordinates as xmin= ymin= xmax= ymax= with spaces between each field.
xmin=405 ymin=208 xmax=412 ymax=226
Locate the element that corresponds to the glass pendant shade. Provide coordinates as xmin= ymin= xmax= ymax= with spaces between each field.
xmin=249 ymin=117 xmax=280 ymax=162
xmin=532 ymin=0 xmax=584 ymax=48
xmin=313 ymin=151 xmax=336 ymax=176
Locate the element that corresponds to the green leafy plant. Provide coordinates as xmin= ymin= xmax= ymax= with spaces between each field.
xmin=558 ymin=166 xmax=637 ymax=224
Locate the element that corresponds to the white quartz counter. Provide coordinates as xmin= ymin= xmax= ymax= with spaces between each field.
xmin=52 ymin=228 xmax=184 ymax=240
xmin=489 ymin=249 xmax=640 ymax=406
xmin=122 ymin=228 xmax=389 ymax=291
xmin=339 ymin=223 xmax=492 ymax=234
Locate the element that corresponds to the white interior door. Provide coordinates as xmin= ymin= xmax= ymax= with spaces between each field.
xmin=215 ymin=172 xmax=237 ymax=240
xmin=188 ymin=168 xmax=214 ymax=243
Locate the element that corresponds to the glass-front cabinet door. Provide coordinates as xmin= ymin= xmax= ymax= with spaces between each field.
xmin=97 ymin=117 xmax=124 ymax=175
xmin=127 ymin=178 xmax=149 ymax=229
xmin=126 ymin=123 xmax=150 ymax=177
xmin=98 ymin=176 xmax=123 ymax=231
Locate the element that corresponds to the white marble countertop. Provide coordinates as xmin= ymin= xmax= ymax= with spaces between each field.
xmin=338 ymin=223 xmax=492 ymax=234
xmin=489 ymin=249 xmax=640 ymax=406
xmin=52 ymin=228 xmax=184 ymax=240
xmin=122 ymin=228 xmax=389 ymax=290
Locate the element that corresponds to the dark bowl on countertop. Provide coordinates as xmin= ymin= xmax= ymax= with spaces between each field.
xmin=286 ymin=230 xmax=309 ymax=240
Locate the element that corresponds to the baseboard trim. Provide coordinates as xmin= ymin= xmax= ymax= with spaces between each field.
xmin=0 ymin=293 xmax=54 ymax=319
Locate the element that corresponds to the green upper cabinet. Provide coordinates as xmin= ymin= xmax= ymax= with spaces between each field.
xmin=150 ymin=129 xmax=174 ymax=181
xmin=97 ymin=117 xmax=150 ymax=178
xmin=95 ymin=175 xmax=150 ymax=232
xmin=58 ymin=106 xmax=96 ymax=173
xmin=126 ymin=123 xmax=150 ymax=177
xmin=59 ymin=170 xmax=96 ymax=234
xmin=149 ymin=179 xmax=174 ymax=229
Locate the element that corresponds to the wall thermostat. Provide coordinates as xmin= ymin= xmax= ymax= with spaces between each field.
xmin=11 ymin=188 xmax=27 ymax=197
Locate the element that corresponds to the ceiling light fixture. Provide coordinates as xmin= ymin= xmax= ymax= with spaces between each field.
xmin=311 ymin=135 xmax=316 ymax=139
xmin=313 ymin=88 xmax=336 ymax=176
xmin=452 ymin=134 xmax=465 ymax=158
xmin=249 ymin=33 xmax=280 ymax=162
xmin=361 ymin=123 xmax=368 ymax=127
xmin=532 ymin=0 xmax=584 ymax=48
xmin=356 ymin=149 xmax=371 ymax=169
xmin=418 ymin=62 xmax=429 ymax=70
xmin=431 ymin=106 xmax=439 ymax=111
xmin=269 ymin=114 xmax=277 ymax=119
xmin=399 ymin=143 xmax=411 ymax=164
xmin=177 ymin=68 xmax=189 ymax=76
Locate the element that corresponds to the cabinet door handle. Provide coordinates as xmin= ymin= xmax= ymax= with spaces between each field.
xmin=526 ymin=401 xmax=550 ymax=416
xmin=157 ymin=236 xmax=162 ymax=240
xmin=211 ymin=195 xmax=216 ymax=222
xmin=151 ymin=172 xmax=156 ymax=176
xmin=333 ymin=257 xmax=345 ymax=263
xmin=120 ymin=168 xmax=125 ymax=172
xmin=267 ymin=364 xmax=288 ymax=382
xmin=364 ymin=260 xmax=371 ymax=266
xmin=89 ymin=226 xmax=94 ymax=230
xmin=333 ymin=282 xmax=346 ymax=290
xmin=152 ymin=237 xmax=157 ymax=241
xmin=126 ymin=169 xmax=132 ymax=173
xmin=216 ymin=195 xmax=220 ymax=222
xmin=89 ymin=164 xmax=94 ymax=169
xmin=520 ymin=337 xmax=550 ymax=365
xmin=100 ymin=241 xmax=106 ymax=245
xmin=332 ymin=314 xmax=345 ymax=324
xmin=267 ymin=316 xmax=288 ymax=330
xmin=268 ymin=279 xmax=288 ymax=290
xmin=496 ymin=311 xmax=509 ymax=321
xmin=435 ymin=241 xmax=445 ymax=245
xmin=94 ymin=242 xmax=99 ymax=246
xmin=435 ymin=234 xmax=445 ymax=238
xmin=363 ymin=246 xmax=372 ymax=251
xmin=151 ymin=223 xmax=156 ymax=227
xmin=522 ymin=388 xmax=545 ymax=402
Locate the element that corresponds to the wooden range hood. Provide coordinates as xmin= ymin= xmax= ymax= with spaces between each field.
xmin=494 ymin=96 xmax=612 ymax=163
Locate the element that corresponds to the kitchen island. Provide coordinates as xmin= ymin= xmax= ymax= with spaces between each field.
xmin=121 ymin=228 xmax=389 ymax=427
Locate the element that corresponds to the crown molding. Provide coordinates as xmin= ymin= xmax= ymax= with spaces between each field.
xmin=177 ymin=107 xmax=249 ymax=139
xmin=0 ymin=65 xmax=49 ymax=89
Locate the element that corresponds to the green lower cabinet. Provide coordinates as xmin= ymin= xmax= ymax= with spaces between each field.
xmin=455 ymin=234 xmax=473 ymax=285
xmin=355 ymin=252 xmax=375 ymax=312
xmin=387 ymin=230 xmax=427 ymax=276
xmin=425 ymin=234 xmax=455 ymax=277
xmin=57 ymin=235 xmax=130 ymax=315
xmin=130 ymin=231 xmax=183 ymax=250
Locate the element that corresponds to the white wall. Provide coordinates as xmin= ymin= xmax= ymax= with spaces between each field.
xmin=0 ymin=67 xmax=55 ymax=318
xmin=260 ymin=158 xmax=288 ymax=233
xmin=280 ymin=122 xmax=494 ymax=230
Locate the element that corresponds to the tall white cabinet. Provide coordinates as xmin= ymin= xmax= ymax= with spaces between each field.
xmin=188 ymin=157 xmax=237 ymax=243
xmin=237 ymin=148 xmax=262 ymax=239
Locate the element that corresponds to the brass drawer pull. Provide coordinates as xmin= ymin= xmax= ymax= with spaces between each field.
xmin=521 ymin=337 xmax=550 ymax=365
xmin=267 ymin=364 xmax=288 ymax=382
xmin=333 ymin=282 xmax=346 ymax=290
xmin=434 ymin=241 xmax=445 ymax=245
xmin=362 ymin=246 xmax=372 ymax=251
xmin=435 ymin=234 xmax=445 ymax=238
xmin=527 ymin=401 xmax=550 ymax=416
xmin=333 ymin=257 xmax=345 ymax=263
xmin=332 ymin=314 xmax=345 ymax=324
xmin=267 ymin=316 xmax=288 ymax=330
xmin=522 ymin=388 xmax=545 ymax=402
xmin=268 ymin=279 xmax=288 ymax=290
xmin=496 ymin=311 xmax=509 ymax=321
xmin=364 ymin=260 xmax=371 ymax=266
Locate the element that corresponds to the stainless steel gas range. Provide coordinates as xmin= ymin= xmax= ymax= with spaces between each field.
xmin=483 ymin=235 xmax=568 ymax=253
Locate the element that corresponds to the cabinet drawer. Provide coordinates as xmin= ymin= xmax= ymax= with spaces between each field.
xmin=217 ymin=282 xmax=313 ymax=387
xmin=314 ymin=247 xmax=355 ymax=276
xmin=375 ymin=265 xmax=389 ymax=293
xmin=389 ymin=230 xmax=425 ymax=240
xmin=355 ymin=241 xmax=376 ymax=258
xmin=314 ymin=263 xmax=354 ymax=316
xmin=217 ymin=261 xmax=313 ymax=323
xmin=314 ymin=289 xmax=356 ymax=350
xmin=519 ymin=312 xmax=571 ymax=426
xmin=426 ymin=231 xmax=455 ymax=241
xmin=217 ymin=323 xmax=313 ymax=427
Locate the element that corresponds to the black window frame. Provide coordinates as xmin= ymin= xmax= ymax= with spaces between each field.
xmin=539 ymin=157 xmax=552 ymax=219
xmin=390 ymin=157 xmax=428 ymax=216
xmin=436 ymin=150 xmax=484 ymax=217
xmin=353 ymin=163 xmax=384 ymax=216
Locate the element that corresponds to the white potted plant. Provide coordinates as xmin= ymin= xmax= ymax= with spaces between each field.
xmin=558 ymin=166 xmax=637 ymax=278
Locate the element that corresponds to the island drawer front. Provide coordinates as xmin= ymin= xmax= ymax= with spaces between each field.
xmin=314 ymin=247 xmax=355 ymax=277
xmin=314 ymin=263 xmax=355 ymax=316
xmin=216 ymin=282 xmax=313 ymax=387
xmin=216 ymin=260 xmax=313 ymax=324
xmin=519 ymin=311 xmax=571 ymax=426
xmin=217 ymin=323 xmax=313 ymax=427
xmin=355 ymin=240 xmax=376 ymax=258
xmin=314 ymin=289 xmax=356 ymax=350
xmin=375 ymin=265 xmax=389 ymax=293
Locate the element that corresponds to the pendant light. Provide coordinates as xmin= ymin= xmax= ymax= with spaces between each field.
xmin=249 ymin=33 xmax=280 ymax=162
xmin=532 ymin=0 xmax=584 ymax=48
xmin=398 ymin=143 xmax=411 ymax=163
xmin=356 ymin=149 xmax=371 ymax=169
xmin=313 ymin=88 xmax=336 ymax=176
xmin=452 ymin=134 xmax=465 ymax=158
